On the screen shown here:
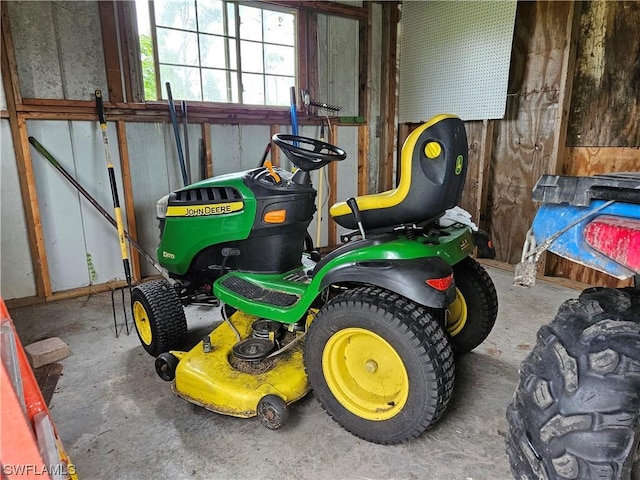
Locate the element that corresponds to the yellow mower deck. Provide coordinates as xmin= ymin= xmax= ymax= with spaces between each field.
xmin=171 ymin=311 xmax=310 ymax=418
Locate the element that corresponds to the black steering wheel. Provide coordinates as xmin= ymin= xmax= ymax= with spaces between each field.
xmin=272 ymin=134 xmax=347 ymax=171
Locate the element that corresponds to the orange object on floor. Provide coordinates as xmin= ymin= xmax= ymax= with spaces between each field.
xmin=0 ymin=297 xmax=76 ymax=480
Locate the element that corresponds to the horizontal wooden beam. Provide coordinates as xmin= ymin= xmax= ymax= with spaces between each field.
xmin=259 ymin=0 xmax=368 ymax=19
xmin=17 ymin=107 xmax=367 ymax=126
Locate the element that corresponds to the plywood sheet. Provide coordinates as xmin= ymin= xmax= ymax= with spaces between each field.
xmin=210 ymin=125 xmax=271 ymax=175
xmin=8 ymin=2 xmax=63 ymax=99
xmin=126 ymin=122 xmax=175 ymax=277
xmin=568 ymin=1 xmax=640 ymax=147
xmin=460 ymin=121 xmax=483 ymax=219
xmin=485 ymin=1 xmax=572 ymax=265
xmin=335 ymin=126 xmax=358 ymax=241
xmin=53 ymin=2 xmax=107 ymax=100
xmin=0 ymin=120 xmax=37 ymax=300
xmin=316 ymin=14 xmax=359 ymax=116
xmin=27 ymin=120 xmax=129 ymax=290
xmin=9 ymin=1 xmax=107 ymax=100
xmin=28 ymin=121 xmax=90 ymax=290
xmin=68 ymin=121 xmax=128 ymax=285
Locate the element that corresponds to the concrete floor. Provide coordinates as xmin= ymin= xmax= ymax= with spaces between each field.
xmin=10 ymin=266 xmax=581 ymax=480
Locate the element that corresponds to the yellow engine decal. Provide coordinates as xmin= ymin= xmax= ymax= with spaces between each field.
xmin=166 ymin=201 xmax=243 ymax=217
xmin=460 ymin=237 xmax=472 ymax=254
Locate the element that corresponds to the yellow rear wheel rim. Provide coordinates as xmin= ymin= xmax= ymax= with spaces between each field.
xmin=322 ymin=327 xmax=409 ymax=421
xmin=133 ymin=301 xmax=153 ymax=345
xmin=447 ymin=288 xmax=467 ymax=336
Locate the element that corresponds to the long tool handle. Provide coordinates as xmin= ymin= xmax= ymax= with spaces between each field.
xmin=315 ymin=122 xmax=325 ymax=246
xmin=290 ymin=86 xmax=299 ymax=147
xmin=181 ymin=100 xmax=191 ymax=184
xmin=166 ymin=83 xmax=188 ymax=186
xmin=96 ymin=90 xmax=131 ymax=286
xmin=28 ymin=136 xmax=168 ymax=278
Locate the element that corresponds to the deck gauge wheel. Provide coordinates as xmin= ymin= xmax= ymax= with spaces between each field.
xmin=257 ymin=395 xmax=289 ymax=430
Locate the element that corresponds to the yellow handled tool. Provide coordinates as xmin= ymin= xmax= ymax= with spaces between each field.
xmin=95 ymin=90 xmax=132 ymax=289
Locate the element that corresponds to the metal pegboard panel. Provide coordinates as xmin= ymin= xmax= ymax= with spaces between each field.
xmin=399 ymin=1 xmax=517 ymax=122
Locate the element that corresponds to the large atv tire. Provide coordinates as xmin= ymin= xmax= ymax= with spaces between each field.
xmin=304 ymin=286 xmax=455 ymax=445
xmin=448 ymin=256 xmax=498 ymax=354
xmin=131 ymin=279 xmax=188 ymax=357
xmin=506 ymin=287 xmax=640 ymax=480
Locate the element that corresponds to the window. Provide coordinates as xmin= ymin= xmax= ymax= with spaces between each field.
xmin=136 ymin=0 xmax=297 ymax=106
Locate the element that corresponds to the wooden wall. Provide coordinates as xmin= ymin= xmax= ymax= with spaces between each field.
xmin=461 ymin=0 xmax=639 ymax=288
xmin=548 ymin=0 xmax=640 ymax=287
xmin=484 ymin=1 xmax=574 ymax=264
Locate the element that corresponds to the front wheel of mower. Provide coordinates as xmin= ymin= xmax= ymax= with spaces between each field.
xmin=155 ymin=352 xmax=179 ymax=381
xmin=447 ymin=256 xmax=498 ymax=354
xmin=304 ymin=286 xmax=455 ymax=445
xmin=257 ymin=395 xmax=289 ymax=430
xmin=131 ymin=279 xmax=188 ymax=356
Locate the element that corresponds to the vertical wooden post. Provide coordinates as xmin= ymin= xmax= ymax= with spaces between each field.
xmin=116 ymin=1 xmax=143 ymax=103
xmin=542 ymin=1 xmax=581 ymax=275
xmin=357 ymin=126 xmax=369 ymax=196
xmin=201 ymin=123 xmax=212 ymax=177
xmin=98 ymin=1 xmax=124 ymax=103
xmin=1 ymin=4 xmax=51 ymax=299
xmin=327 ymin=124 xmax=339 ymax=246
xmin=358 ymin=3 xmax=371 ymax=119
xmin=378 ymin=1 xmax=399 ymax=192
xmin=475 ymin=119 xmax=494 ymax=230
xmin=270 ymin=124 xmax=280 ymax=166
xmin=116 ymin=121 xmax=140 ymax=281
xmin=548 ymin=1 xmax=581 ymax=176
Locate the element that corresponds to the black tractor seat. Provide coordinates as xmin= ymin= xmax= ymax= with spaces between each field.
xmin=330 ymin=114 xmax=468 ymax=230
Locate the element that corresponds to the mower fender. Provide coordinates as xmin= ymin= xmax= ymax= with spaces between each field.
xmin=319 ymin=257 xmax=455 ymax=308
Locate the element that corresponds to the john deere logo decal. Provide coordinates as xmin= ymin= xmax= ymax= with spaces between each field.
xmin=166 ymin=201 xmax=243 ymax=217
xmin=455 ymin=155 xmax=464 ymax=175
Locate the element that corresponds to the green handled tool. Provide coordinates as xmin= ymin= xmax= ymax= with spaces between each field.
xmin=28 ymin=136 xmax=167 ymax=278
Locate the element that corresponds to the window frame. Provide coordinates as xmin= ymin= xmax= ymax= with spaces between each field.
xmin=146 ymin=0 xmax=301 ymax=108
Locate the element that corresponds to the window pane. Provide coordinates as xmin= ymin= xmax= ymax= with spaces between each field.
xmin=200 ymin=35 xmax=236 ymax=70
xmin=226 ymin=3 xmax=236 ymax=37
xmin=155 ymin=1 xmax=196 ymax=31
xmin=263 ymin=11 xmax=295 ymax=46
xmin=197 ymin=0 xmax=223 ymax=35
xmin=239 ymin=5 xmax=262 ymax=41
xmin=241 ymin=41 xmax=264 ymax=74
xmin=160 ymin=65 xmax=202 ymax=100
xmin=265 ymin=76 xmax=294 ymax=106
xmin=157 ymin=28 xmax=199 ymax=66
xmin=242 ymin=73 xmax=265 ymax=105
xmin=264 ymin=45 xmax=294 ymax=76
xmin=203 ymin=69 xmax=238 ymax=103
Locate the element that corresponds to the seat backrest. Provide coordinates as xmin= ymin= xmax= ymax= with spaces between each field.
xmin=330 ymin=114 xmax=468 ymax=230
xmin=400 ymin=114 xmax=468 ymax=221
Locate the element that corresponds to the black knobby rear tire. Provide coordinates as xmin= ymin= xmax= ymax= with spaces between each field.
xmin=131 ymin=279 xmax=188 ymax=356
xmin=506 ymin=287 xmax=640 ymax=480
xmin=304 ymin=286 xmax=455 ymax=445
xmin=448 ymin=256 xmax=498 ymax=354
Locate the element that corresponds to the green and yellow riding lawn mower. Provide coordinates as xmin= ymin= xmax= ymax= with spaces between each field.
xmin=131 ymin=114 xmax=498 ymax=444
